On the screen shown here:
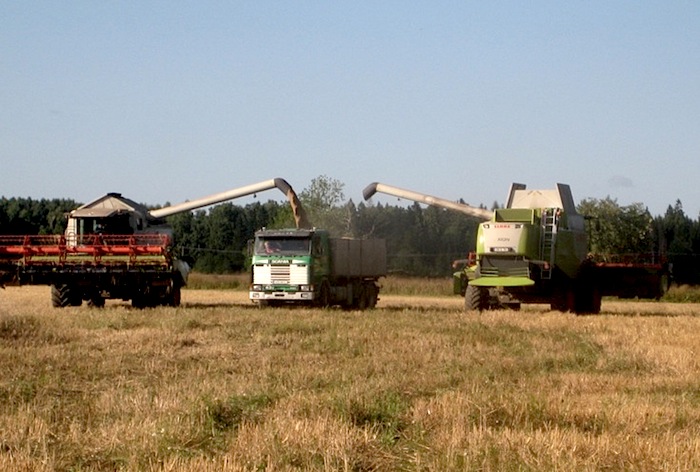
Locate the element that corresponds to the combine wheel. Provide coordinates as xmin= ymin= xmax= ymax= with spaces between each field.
xmin=464 ymin=285 xmax=488 ymax=311
xmin=551 ymin=283 xmax=576 ymax=313
xmin=87 ymin=295 xmax=105 ymax=308
xmin=166 ymin=285 xmax=182 ymax=307
xmin=132 ymin=294 xmax=157 ymax=309
xmin=574 ymin=283 xmax=601 ymax=315
xmin=131 ymin=296 xmax=146 ymax=309
xmin=51 ymin=284 xmax=82 ymax=308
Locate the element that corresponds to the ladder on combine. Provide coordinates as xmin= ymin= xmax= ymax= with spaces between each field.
xmin=540 ymin=209 xmax=558 ymax=280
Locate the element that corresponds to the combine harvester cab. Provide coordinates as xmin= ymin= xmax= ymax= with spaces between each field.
xmin=363 ymin=181 xmax=668 ymax=314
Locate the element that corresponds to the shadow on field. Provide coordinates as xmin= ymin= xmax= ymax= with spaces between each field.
xmin=180 ymin=302 xmax=261 ymax=310
xmin=180 ymin=301 xmax=465 ymax=315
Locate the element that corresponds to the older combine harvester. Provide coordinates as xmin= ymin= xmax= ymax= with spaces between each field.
xmin=0 ymin=178 xmax=307 ymax=308
xmin=363 ymin=182 xmax=668 ymax=314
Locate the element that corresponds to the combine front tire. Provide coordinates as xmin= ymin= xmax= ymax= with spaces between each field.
xmin=51 ymin=284 xmax=82 ymax=308
xmin=465 ymin=285 xmax=488 ymax=311
xmin=169 ymin=285 xmax=182 ymax=307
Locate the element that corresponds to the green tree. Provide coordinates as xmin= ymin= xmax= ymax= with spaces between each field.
xmin=578 ymin=197 xmax=654 ymax=261
xmin=298 ymin=175 xmax=347 ymax=235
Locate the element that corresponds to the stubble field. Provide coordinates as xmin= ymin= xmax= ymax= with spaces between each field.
xmin=1 ymin=282 xmax=700 ymax=471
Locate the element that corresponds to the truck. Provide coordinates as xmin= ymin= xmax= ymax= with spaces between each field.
xmin=249 ymin=228 xmax=386 ymax=309
xmin=0 ymin=178 xmax=308 ymax=308
xmin=363 ymin=182 xmax=669 ymax=314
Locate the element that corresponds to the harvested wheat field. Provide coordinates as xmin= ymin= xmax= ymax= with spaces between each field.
xmin=1 ymin=285 xmax=700 ymax=471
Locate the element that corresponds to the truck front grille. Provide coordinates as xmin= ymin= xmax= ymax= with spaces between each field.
xmin=270 ymin=265 xmax=290 ymax=283
xmin=253 ymin=264 xmax=309 ymax=285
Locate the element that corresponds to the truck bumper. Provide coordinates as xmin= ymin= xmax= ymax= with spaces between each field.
xmin=249 ymin=291 xmax=315 ymax=302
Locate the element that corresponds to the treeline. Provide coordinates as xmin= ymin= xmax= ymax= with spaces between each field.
xmin=1 ymin=179 xmax=699 ymax=283
xmin=0 ymin=197 xmax=80 ymax=235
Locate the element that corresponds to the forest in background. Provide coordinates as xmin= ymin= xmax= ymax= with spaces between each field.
xmin=1 ymin=176 xmax=699 ymax=283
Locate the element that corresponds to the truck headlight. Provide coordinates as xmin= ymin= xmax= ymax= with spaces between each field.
xmin=252 ymin=284 xmax=263 ymax=291
xmin=299 ymin=285 xmax=311 ymax=292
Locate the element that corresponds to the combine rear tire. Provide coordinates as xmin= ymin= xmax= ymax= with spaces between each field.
xmin=574 ymin=283 xmax=601 ymax=315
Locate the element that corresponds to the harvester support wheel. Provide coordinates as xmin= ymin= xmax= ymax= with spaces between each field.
xmin=465 ymin=285 xmax=488 ymax=311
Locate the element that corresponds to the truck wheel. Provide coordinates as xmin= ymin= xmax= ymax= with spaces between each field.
xmin=51 ymin=284 xmax=81 ymax=308
xmin=316 ymin=281 xmax=331 ymax=308
xmin=465 ymin=285 xmax=487 ymax=311
xmin=366 ymin=284 xmax=378 ymax=308
xmin=356 ymin=286 xmax=368 ymax=310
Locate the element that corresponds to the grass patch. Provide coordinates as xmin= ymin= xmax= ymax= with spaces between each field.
xmin=662 ymin=284 xmax=700 ymax=303
xmin=338 ymin=390 xmax=410 ymax=446
xmin=2 ymin=286 xmax=700 ymax=470
xmin=185 ymin=272 xmax=248 ymax=290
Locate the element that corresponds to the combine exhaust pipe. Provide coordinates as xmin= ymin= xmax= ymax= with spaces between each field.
xmin=363 ymin=182 xmax=493 ymax=220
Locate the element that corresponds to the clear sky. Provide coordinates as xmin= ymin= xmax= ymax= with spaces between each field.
xmin=2 ymin=1 xmax=699 ymax=218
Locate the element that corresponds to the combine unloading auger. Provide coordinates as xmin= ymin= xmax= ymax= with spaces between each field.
xmin=362 ymin=182 xmax=493 ymax=220
xmin=151 ymin=178 xmax=311 ymax=229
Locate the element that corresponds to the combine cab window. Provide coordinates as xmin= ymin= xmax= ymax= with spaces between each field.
xmin=77 ymin=215 xmax=133 ymax=238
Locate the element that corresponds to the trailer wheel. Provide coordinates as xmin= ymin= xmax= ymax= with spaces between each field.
xmin=465 ymin=285 xmax=487 ymax=311
xmin=355 ymin=285 xmax=369 ymax=310
xmin=51 ymin=284 xmax=82 ymax=308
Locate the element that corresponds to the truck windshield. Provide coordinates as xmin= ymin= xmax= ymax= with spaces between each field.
xmin=255 ymin=238 xmax=311 ymax=255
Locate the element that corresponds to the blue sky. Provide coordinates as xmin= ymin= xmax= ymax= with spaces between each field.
xmin=2 ymin=1 xmax=699 ymax=217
